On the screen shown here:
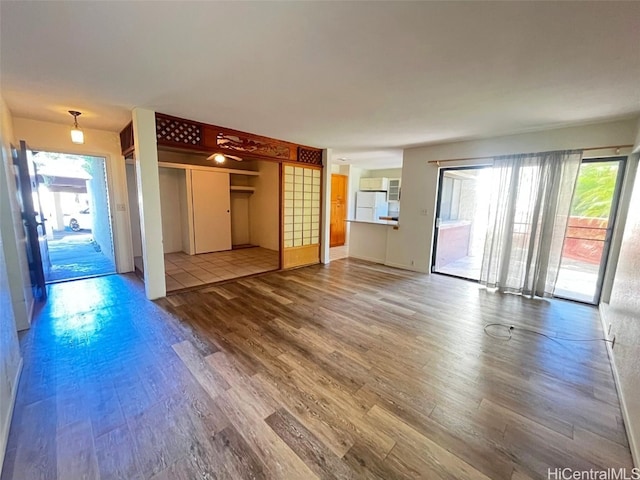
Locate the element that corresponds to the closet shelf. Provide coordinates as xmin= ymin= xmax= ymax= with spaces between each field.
xmin=230 ymin=186 xmax=256 ymax=193
xmin=158 ymin=161 xmax=260 ymax=176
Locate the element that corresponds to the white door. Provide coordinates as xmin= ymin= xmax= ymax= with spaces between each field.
xmin=191 ymin=170 xmax=232 ymax=253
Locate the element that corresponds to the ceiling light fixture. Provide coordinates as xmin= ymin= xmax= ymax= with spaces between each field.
xmin=206 ymin=152 xmax=244 ymax=163
xmin=212 ymin=153 xmax=226 ymax=164
xmin=69 ymin=110 xmax=84 ymax=144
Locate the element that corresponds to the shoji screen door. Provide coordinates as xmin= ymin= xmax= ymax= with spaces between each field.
xmin=282 ymin=164 xmax=321 ymax=268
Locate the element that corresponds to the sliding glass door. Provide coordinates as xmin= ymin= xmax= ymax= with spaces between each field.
xmin=553 ymin=158 xmax=626 ymax=304
xmin=432 ymin=166 xmax=492 ymax=280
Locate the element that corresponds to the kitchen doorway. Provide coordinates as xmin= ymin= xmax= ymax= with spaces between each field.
xmin=432 ymin=166 xmax=492 ymax=281
xmin=553 ymin=157 xmax=626 ymax=304
xmin=31 ymin=150 xmax=116 ymax=283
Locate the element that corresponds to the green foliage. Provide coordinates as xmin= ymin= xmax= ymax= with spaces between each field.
xmin=571 ymin=163 xmax=618 ymax=218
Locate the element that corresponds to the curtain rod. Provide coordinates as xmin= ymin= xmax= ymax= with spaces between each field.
xmin=426 ymin=144 xmax=634 ymax=165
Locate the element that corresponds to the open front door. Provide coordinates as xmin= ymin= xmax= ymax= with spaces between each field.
xmin=13 ymin=140 xmax=50 ymax=300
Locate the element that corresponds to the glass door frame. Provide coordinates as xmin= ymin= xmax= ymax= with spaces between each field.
xmin=553 ymin=156 xmax=627 ymax=305
xmin=431 ymin=164 xmax=492 ymax=282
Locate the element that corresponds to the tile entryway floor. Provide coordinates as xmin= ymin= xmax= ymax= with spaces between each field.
xmin=164 ymin=247 xmax=279 ymax=292
xmin=45 ymin=231 xmax=116 ymax=283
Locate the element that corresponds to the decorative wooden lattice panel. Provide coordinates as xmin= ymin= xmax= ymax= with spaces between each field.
xmin=156 ymin=116 xmax=202 ymax=146
xmin=297 ymin=147 xmax=322 ymax=165
xmin=119 ymin=122 xmax=134 ymax=155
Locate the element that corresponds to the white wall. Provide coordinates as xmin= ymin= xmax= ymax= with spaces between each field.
xmin=133 ymin=108 xmax=166 ymax=299
xmin=125 ymin=164 xmax=143 ymax=258
xmin=230 ymin=192 xmax=251 ymax=245
xmin=348 ymin=223 xmax=389 ymax=263
xmin=0 ymin=97 xmax=23 ymax=473
xmin=599 ymin=119 xmax=640 ymax=466
xmin=346 ymin=166 xmax=363 ymax=222
xmin=249 ymin=160 xmax=279 ymax=251
xmin=0 ymin=202 xmax=21 ymax=475
xmin=600 ymin=153 xmax=640 ymax=466
xmin=87 ymin=157 xmax=115 ymax=265
xmin=0 ymin=101 xmax=33 ymax=331
xmin=158 ymin=167 xmax=185 ymax=253
xmin=390 ymin=118 xmax=639 ymax=273
xmin=12 ymin=117 xmax=134 ymax=274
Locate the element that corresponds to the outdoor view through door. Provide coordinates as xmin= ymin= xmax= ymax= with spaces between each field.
xmin=554 ymin=158 xmax=625 ymax=304
xmin=432 ymin=158 xmax=625 ymax=305
xmin=32 ymin=151 xmax=116 ymax=283
xmin=433 ymin=167 xmax=492 ymax=280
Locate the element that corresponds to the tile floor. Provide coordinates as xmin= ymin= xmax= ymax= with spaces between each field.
xmin=435 ymin=254 xmax=482 ymax=280
xmin=164 ymin=247 xmax=279 ymax=292
xmin=45 ymin=231 xmax=115 ymax=283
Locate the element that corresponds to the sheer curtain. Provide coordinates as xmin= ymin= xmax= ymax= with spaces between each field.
xmin=479 ymin=150 xmax=582 ymax=297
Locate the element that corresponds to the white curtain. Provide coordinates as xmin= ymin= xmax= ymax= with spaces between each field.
xmin=479 ymin=150 xmax=582 ymax=297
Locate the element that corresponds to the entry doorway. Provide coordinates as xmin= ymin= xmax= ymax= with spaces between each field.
xmin=31 ymin=150 xmax=116 ymax=283
xmin=432 ymin=166 xmax=492 ymax=280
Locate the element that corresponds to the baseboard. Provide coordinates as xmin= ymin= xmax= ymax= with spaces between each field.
xmin=0 ymin=357 xmax=23 ymax=475
xmin=599 ymin=304 xmax=638 ymax=467
xmin=384 ymin=261 xmax=429 ymax=273
xmin=348 ymin=254 xmax=385 ymax=265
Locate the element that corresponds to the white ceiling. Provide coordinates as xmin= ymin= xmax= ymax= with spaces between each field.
xmin=331 ymin=149 xmax=404 ymax=169
xmin=1 ymin=2 xmax=639 ymax=150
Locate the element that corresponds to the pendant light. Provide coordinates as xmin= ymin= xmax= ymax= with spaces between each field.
xmin=69 ymin=110 xmax=84 ymax=144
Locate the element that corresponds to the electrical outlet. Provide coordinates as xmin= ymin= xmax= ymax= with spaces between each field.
xmin=420 ymin=209 xmax=428 ymax=216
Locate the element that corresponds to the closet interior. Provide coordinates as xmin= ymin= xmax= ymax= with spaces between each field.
xmin=157 ymin=149 xmax=280 ymax=292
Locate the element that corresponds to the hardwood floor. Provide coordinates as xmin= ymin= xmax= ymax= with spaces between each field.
xmin=1 ymin=259 xmax=632 ymax=479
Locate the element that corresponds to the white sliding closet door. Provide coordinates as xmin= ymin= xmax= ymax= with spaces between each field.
xmin=191 ymin=170 xmax=232 ymax=253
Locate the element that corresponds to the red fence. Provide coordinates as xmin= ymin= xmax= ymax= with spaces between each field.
xmin=563 ymin=216 xmax=607 ymax=264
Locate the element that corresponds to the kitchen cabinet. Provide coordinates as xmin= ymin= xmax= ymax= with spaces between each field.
xmin=359 ymin=177 xmax=389 ymax=191
xmin=388 ymin=178 xmax=401 ymax=201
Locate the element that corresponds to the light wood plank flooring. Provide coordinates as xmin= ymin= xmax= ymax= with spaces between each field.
xmin=1 ymin=259 xmax=632 ymax=479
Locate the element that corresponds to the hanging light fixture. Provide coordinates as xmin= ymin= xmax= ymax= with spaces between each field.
xmin=69 ymin=110 xmax=84 ymax=144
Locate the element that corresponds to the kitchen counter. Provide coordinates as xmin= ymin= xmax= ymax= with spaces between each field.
xmin=347 ymin=219 xmax=399 ymax=227
xmin=348 ymin=220 xmax=399 ymax=264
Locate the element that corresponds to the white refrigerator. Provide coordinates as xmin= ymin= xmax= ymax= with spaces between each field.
xmin=356 ymin=191 xmax=388 ymax=222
